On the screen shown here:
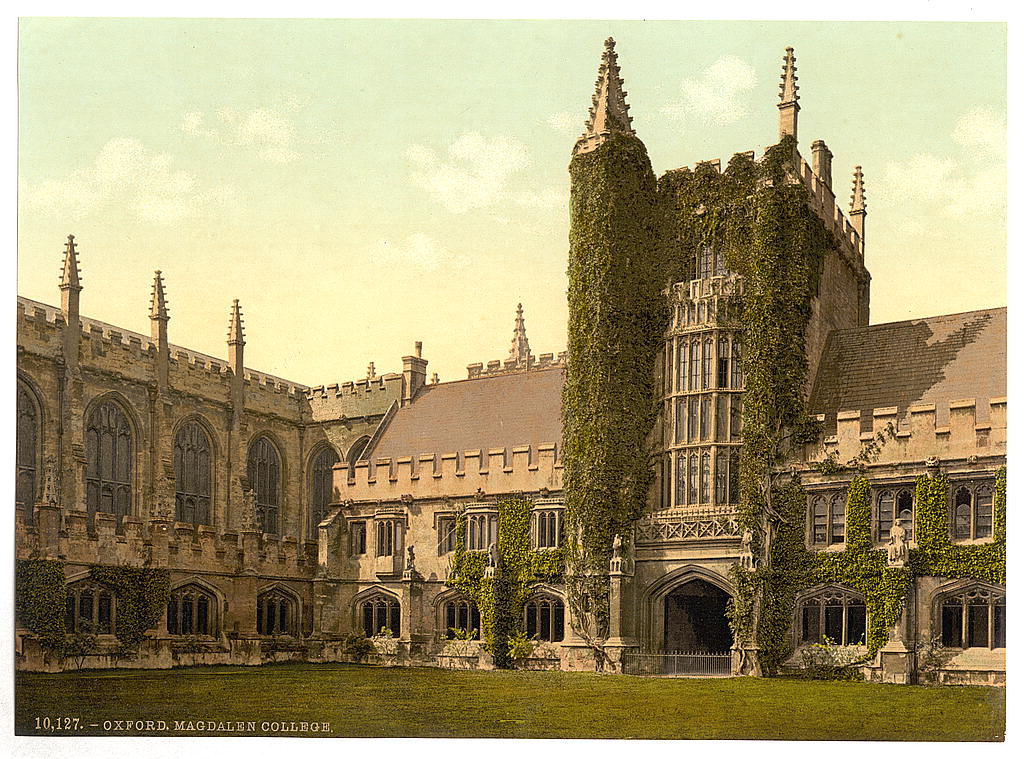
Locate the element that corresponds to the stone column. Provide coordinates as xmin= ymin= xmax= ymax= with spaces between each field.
xmin=605 ymin=555 xmax=638 ymax=672
xmin=877 ymin=578 xmax=917 ymax=684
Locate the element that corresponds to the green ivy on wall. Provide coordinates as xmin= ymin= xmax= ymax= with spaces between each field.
xmin=90 ymin=565 xmax=170 ymax=653
xmin=15 ymin=559 xmax=66 ymax=653
xmin=448 ymin=497 xmax=565 ymax=668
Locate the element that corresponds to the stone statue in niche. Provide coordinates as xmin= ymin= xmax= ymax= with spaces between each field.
xmin=739 ymin=528 xmax=755 ymax=570
xmin=887 ymin=518 xmax=908 ymax=566
xmin=612 ymin=533 xmax=623 ymax=560
xmin=487 ymin=541 xmax=500 ymax=568
xmin=406 ymin=545 xmax=416 ymax=571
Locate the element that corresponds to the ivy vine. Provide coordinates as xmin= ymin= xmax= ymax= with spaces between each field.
xmin=15 ymin=559 xmax=67 ymax=653
xmin=90 ymin=565 xmax=170 ymax=654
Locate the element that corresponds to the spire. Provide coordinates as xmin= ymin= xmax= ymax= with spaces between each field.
xmin=59 ymin=234 xmax=82 ymax=293
xmin=228 ymin=299 xmax=245 ymax=346
xmin=777 ymin=47 xmax=800 ymax=141
xmin=149 ymin=270 xmax=169 ymax=321
xmin=574 ymin=37 xmax=636 ymax=156
xmin=508 ymin=303 xmax=533 ymax=366
xmin=850 ymin=166 xmax=866 ymax=242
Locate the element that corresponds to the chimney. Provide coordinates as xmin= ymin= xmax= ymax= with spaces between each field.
xmin=811 ymin=140 xmax=833 ymax=190
xmin=402 ymin=342 xmax=428 ymax=406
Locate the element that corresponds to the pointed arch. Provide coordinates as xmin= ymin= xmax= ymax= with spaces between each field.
xmin=246 ymin=433 xmax=285 ymax=535
xmin=16 ymin=374 xmax=44 ymax=512
xmin=256 ymin=582 xmax=303 ymax=637
xmin=307 ymin=443 xmax=340 ymax=539
xmin=83 ymin=392 xmax=140 ymax=525
xmin=351 ymin=585 xmax=402 ymax=638
xmin=172 ymin=415 xmax=218 ymax=526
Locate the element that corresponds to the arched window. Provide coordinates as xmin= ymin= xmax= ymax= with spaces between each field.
xmin=701 ymin=338 xmax=713 ymax=389
xmin=534 ymin=510 xmax=562 ymax=549
xmin=66 ymin=581 xmax=116 ymax=635
xmin=696 ymin=245 xmax=714 ymax=280
xmin=953 ymin=483 xmax=994 ymax=541
xmin=809 ymin=491 xmax=846 ymax=546
xmin=730 ymin=339 xmax=743 ymax=389
xmin=674 ymin=398 xmax=686 ymax=444
xmin=688 ymin=342 xmax=700 ymax=390
xmin=799 ymin=588 xmax=866 ymax=646
xmin=524 ymin=596 xmax=565 ymax=642
xmin=85 ymin=401 xmax=133 ymax=525
xmin=309 ymin=447 xmax=339 ymax=538
xmin=256 ymin=589 xmax=296 ymax=636
xmin=174 ymin=422 xmax=212 ymax=526
xmin=347 ymin=436 xmax=370 ymax=466
xmin=687 ymin=397 xmax=699 ymax=441
xmin=715 ymin=451 xmax=727 ymax=504
xmin=728 ymin=450 xmax=740 ymax=504
xmin=688 ymin=453 xmax=698 ymax=505
xmin=167 ymin=584 xmax=216 ymax=636
xmin=376 ymin=519 xmax=396 ymax=556
xmin=717 ymin=336 xmax=730 ymax=389
xmin=16 ymin=382 xmax=40 ymax=512
xmin=940 ymin=585 xmax=1005 ymax=649
xmin=876 ymin=488 xmax=913 ymax=542
xmin=443 ymin=598 xmax=481 ymax=639
xmin=729 ymin=395 xmax=742 ymax=441
xmin=674 ymin=453 xmax=687 ymax=506
xmin=247 ymin=436 xmax=282 ymax=535
xmin=700 ymin=396 xmax=711 ymax=440
xmin=466 ymin=513 xmax=497 ymax=551
xmin=700 ymin=451 xmax=711 ymax=503
xmin=361 ymin=595 xmax=400 ymax=637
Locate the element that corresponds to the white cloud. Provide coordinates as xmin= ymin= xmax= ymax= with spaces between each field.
xmin=181 ymin=107 xmax=302 ymax=163
xmin=19 ymin=138 xmax=233 ymax=224
xmin=547 ymin=111 xmax=579 ymax=137
xmin=951 ymin=108 xmax=1006 ymax=160
xmin=373 ymin=233 xmax=469 ymax=272
xmin=661 ymin=55 xmax=757 ymax=126
xmin=512 ymin=186 xmax=568 ymax=211
xmin=407 ymin=132 xmax=531 ymax=213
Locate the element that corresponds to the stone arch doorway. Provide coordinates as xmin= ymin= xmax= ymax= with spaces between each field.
xmin=663 ymin=578 xmax=733 ymax=653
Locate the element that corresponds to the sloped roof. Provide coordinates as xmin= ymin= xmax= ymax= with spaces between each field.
xmin=368 ymin=367 xmax=565 ymax=459
xmin=809 ymin=307 xmax=1006 ymax=416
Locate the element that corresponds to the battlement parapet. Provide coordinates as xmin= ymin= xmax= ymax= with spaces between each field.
xmin=305 ymin=373 xmax=402 ymax=399
xmin=804 ymin=398 xmax=1006 ymax=467
xmin=796 ymin=156 xmax=864 ymax=263
xmin=336 ymin=443 xmax=564 ymax=502
xmin=16 ymin=505 xmax=318 ymax=576
xmin=466 ymin=352 xmax=566 ymax=379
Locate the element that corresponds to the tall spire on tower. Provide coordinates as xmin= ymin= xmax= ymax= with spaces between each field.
xmin=574 ymin=37 xmax=636 ymax=156
xmin=508 ymin=303 xmax=533 ymax=367
xmin=777 ymin=47 xmax=800 ymax=141
xmin=150 ymin=270 xmax=169 ymax=321
xmin=60 ymin=234 xmax=82 ymax=293
xmin=228 ymin=299 xmax=245 ymax=346
xmin=849 ymin=166 xmax=866 ymax=242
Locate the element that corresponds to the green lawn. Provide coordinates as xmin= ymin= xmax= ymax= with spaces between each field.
xmin=16 ymin=663 xmax=1005 ymax=740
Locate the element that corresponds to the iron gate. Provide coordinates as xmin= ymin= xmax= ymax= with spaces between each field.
xmin=622 ymin=651 xmax=732 ymax=677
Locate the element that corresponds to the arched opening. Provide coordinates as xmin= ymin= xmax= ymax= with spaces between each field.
xmin=663 ymin=578 xmax=732 ymax=653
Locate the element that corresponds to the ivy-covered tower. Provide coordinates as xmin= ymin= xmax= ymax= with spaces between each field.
xmin=562 ymin=38 xmax=666 ymax=640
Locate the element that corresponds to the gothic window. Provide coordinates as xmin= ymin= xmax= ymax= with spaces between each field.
xmin=675 ymin=453 xmax=686 ymax=506
xmin=701 ymin=338 xmax=713 ymax=389
xmin=66 ymin=581 xmax=116 ymax=635
xmin=85 ymin=401 xmax=133 ymax=525
xmin=952 ymin=483 xmax=994 ymax=541
xmin=689 ymin=342 xmax=700 ymax=390
xmin=700 ymin=396 xmax=711 ymax=440
xmin=810 ymin=492 xmax=846 ymax=546
xmin=715 ymin=451 xmax=727 ymax=504
xmin=940 ymin=586 xmax=1005 ymax=649
xmin=715 ymin=396 xmax=727 ymax=441
xmin=677 ymin=342 xmax=687 ymax=390
xmin=728 ymin=450 xmax=740 ymax=505
xmin=674 ymin=398 xmax=686 ymax=444
xmin=876 ymin=488 xmax=913 ymax=542
xmin=687 ymin=397 xmax=699 ymax=442
xmin=309 ymin=446 xmax=340 ymax=538
xmin=256 ymin=589 xmax=296 ymax=636
xmin=524 ymin=596 xmax=565 ymax=642
xmin=351 ymin=521 xmax=367 ymax=555
xmin=437 ymin=516 xmax=457 ymax=555
xmin=730 ymin=339 xmax=743 ymax=389
xmin=443 ymin=598 xmax=481 ymax=639
xmin=729 ymin=395 xmax=742 ymax=441
xmin=247 ymin=437 xmax=282 ymax=535
xmin=376 ymin=519 xmax=396 ymax=556
xmin=167 ymin=584 xmax=216 ymax=636
xmin=799 ymin=589 xmax=866 ymax=646
xmin=688 ymin=453 xmax=698 ymax=505
xmin=534 ymin=510 xmax=562 ymax=549
xmin=347 ymin=436 xmax=370 ymax=466
xmin=467 ymin=513 xmax=497 ymax=551
xmin=700 ymin=451 xmax=711 ymax=504
xmin=717 ymin=336 xmax=730 ymax=389
xmin=16 ymin=382 xmax=40 ymax=511
xmin=361 ymin=595 xmax=400 ymax=637
xmin=173 ymin=421 xmax=212 ymax=526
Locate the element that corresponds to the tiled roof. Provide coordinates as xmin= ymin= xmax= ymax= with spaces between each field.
xmin=808 ymin=307 xmax=1006 ymax=416
xmin=368 ymin=367 xmax=565 ymax=460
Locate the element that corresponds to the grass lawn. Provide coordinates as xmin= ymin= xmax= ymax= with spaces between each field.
xmin=15 ymin=662 xmax=1005 ymax=740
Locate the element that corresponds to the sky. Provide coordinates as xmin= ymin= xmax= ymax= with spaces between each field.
xmin=16 ymin=19 xmax=1007 ymax=387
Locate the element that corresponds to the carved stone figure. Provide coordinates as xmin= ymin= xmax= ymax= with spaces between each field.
xmin=487 ymin=541 xmax=499 ymax=568
xmin=406 ymin=545 xmax=416 ymax=571
xmin=612 ymin=533 xmax=623 ymax=560
xmin=887 ymin=518 xmax=908 ymax=566
xmin=41 ymin=455 xmax=59 ymax=507
xmin=241 ymin=488 xmax=260 ymax=532
xmin=739 ymin=528 xmax=755 ymax=570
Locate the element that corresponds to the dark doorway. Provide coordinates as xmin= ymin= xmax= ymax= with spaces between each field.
xmin=664 ymin=578 xmax=733 ymax=652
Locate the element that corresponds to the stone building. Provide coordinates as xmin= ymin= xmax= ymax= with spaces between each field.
xmin=15 ymin=41 xmax=1005 ymax=684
